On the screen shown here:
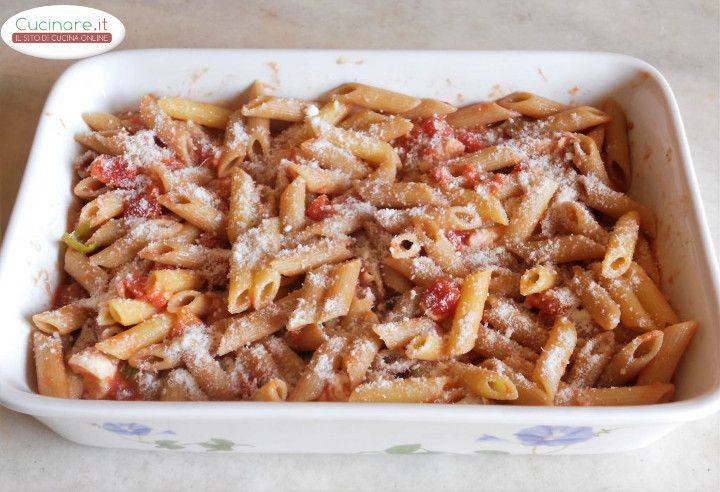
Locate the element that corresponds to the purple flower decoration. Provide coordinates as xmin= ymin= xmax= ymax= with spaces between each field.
xmin=515 ymin=426 xmax=594 ymax=447
xmin=102 ymin=422 xmax=152 ymax=436
xmin=476 ymin=434 xmax=502 ymax=442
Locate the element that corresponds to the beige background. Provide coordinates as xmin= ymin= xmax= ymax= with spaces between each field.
xmin=0 ymin=1 xmax=718 ymax=490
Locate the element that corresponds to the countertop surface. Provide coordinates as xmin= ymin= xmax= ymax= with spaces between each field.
xmin=0 ymin=1 xmax=718 ymax=490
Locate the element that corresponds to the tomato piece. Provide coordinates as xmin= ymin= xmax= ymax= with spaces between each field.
xmin=306 ymin=194 xmax=333 ymax=221
xmin=420 ymin=277 xmax=462 ymax=320
xmin=123 ymin=184 xmax=162 ymax=219
xmin=123 ymin=273 xmax=168 ymax=309
xmin=90 ymin=155 xmax=138 ymax=188
xmin=524 ymin=292 xmax=562 ymax=317
xmin=455 ymin=129 xmax=488 ymax=152
xmin=123 ymin=274 xmax=148 ymax=299
xmin=420 ymin=115 xmax=454 ymax=139
xmin=445 ymin=230 xmax=472 ymax=251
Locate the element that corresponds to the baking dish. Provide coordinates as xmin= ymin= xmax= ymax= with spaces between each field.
xmin=1 ymin=49 xmax=718 ymax=454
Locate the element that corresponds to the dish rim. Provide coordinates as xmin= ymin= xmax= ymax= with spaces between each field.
xmin=1 ymin=48 xmax=719 ymax=424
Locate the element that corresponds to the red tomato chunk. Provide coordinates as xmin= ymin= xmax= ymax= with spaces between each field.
xmin=306 ymin=194 xmax=333 ymax=221
xmin=421 ymin=277 xmax=462 ymax=320
xmin=90 ymin=155 xmax=138 ymax=188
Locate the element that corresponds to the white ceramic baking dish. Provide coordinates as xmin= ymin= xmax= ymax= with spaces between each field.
xmin=1 ymin=50 xmax=718 ymax=455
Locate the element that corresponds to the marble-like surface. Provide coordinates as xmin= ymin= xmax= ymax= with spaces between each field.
xmin=0 ymin=1 xmax=718 ymax=490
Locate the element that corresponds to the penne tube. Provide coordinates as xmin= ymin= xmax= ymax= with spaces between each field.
xmin=285 ymin=322 xmax=327 ymax=352
xmin=216 ymin=292 xmax=299 ymax=355
xmin=554 ymin=201 xmax=609 ymax=244
xmin=637 ymin=321 xmax=698 ymax=384
xmin=82 ymin=112 xmax=123 ymax=131
xmin=158 ymin=96 xmax=232 ymax=129
xmin=263 ymin=336 xmax=306 ymax=386
xmin=577 ymin=176 xmax=655 ymax=237
xmin=32 ymin=305 xmax=90 ymax=335
xmin=348 ymin=376 xmax=449 ymax=403
xmin=129 ymin=338 xmax=182 ymax=372
xmin=401 ymin=98 xmax=457 ymax=119
xmin=589 ymin=263 xmax=655 ymax=332
xmin=474 ymin=324 xmax=538 ymax=362
xmin=484 ymin=297 xmax=547 ymax=351
xmin=250 ymin=267 xmax=282 ymax=310
xmin=511 ymin=234 xmax=606 ymax=264
xmin=597 ymin=330 xmax=664 ymax=387
xmin=95 ymin=313 xmax=174 ymax=360
xmin=107 ymin=298 xmax=158 ymax=326
xmin=270 ymin=237 xmax=353 ymax=276
xmin=317 ymin=259 xmax=362 ymax=323
xmin=566 ymin=331 xmax=616 ymax=387
xmin=568 ymin=266 xmax=620 ymax=331
xmin=571 ymin=133 xmax=611 ymax=185
xmin=406 ymin=330 xmax=443 ymax=361
xmin=67 ymin=348 xmax=120 ymax=399
xmin=626 ymin=262 xmax=679 ymax=326
xmin=242 ymin=96 xmax=313 ymax=121
xmin=330 ymin=83 xmax=421 ymax=113
xmin=64 ymin=248 xmax=108 ymax=295
xmin=545 ymin=106 xmax=610 ymax=132
xmin=73 ymin=176 xmax=107 ymax=200
xmin=287 ymin=265 xmax=333 ymax=330
xmin=288 ymin=336 xmax=347 ymax=401
xmin=299 ymin=138 xmax=371 ymax=179
xmin=574 ymin=383 xmax=674 ymax=406
xmin=157 ymin=190 xmax=224 ymax=233
xmin=373 ymin=317 xmax=437 ymax=350
xmin=33 ymin=331 xmax=70 ymax=398
xmin=279 ymin=176 xmax=306 ymax=232
xmin=449 ymin=363 xmax=518 ymax=401
xmin=519 ymin=265 xmax=557 ymax=296
xmin=483 ymin=358 xmax=551 ymax=406
xmin=634 ymin=236 xmax=660 ymax=285
xmin=389 ymin=231 xmax=423 ymax=259
xmin=496 ymin=92 xmax=566 ymax=118
xmin=253 ymin=378 xmax=288 ymax=401
xmin=166 ymin=290 xmax=212 ymax=316
xmin=532 ymin=317 xmax=577 ymax=400
xmin=445 ymin=270 xmax=492 ymax=356
xmin=217 ymin=109 xmax=248 ymax=177
xmin=140 ymin=95 xmax=196 ymax=164
xmin=602 ymin=98 xmax=632 ymax=191
xmin=601 ymin=211 xmax=640 ymax=278
xmin=447 ymin=145 xmax=524 ymax=174
xmin=355 ymin=181 xmax=447 ymax=208
xmin=446 ymin=102 xmax=520 ymax=128
xmin=286 ymin=161 xmax=351 ymax=194
xmin=147 ymin=269 xmax=202 ymax=294
xmin=78 ymin=189 xmax=126 ymax=229
xmin=503 ymin=178 xmax=558 ymax=242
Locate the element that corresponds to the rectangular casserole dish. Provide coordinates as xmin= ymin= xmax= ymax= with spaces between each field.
xmin=1 ymin=49 xmax=718 ymax=454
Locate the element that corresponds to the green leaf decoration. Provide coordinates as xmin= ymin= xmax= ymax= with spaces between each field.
xmin=154 ymin=440 xmax=184 ymax=450
xmin=474 ymin=450 xmax=510 ymax=455
xmin=385 ymin=444 xmax=422 ymax=454
xmin=199 ymin=438 xmax=236 ymax=452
